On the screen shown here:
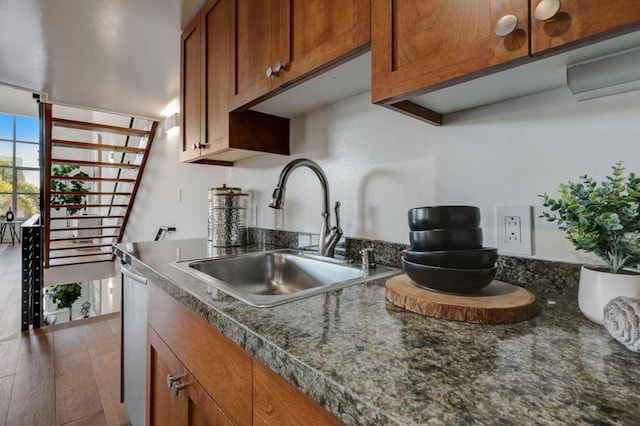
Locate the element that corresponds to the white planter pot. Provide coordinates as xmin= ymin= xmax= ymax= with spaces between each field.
xmin=578 ymin=265 xmax=640 ymax=324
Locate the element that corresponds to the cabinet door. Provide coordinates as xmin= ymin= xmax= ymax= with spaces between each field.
xmin=148 ymin=326 xmax=232 ymax=426
xmin=231 ymin=0 xmax=287 ymax=108
xmin=148 ymin=325 xmax=186 ymax=425
xmin=201 ymin=0 xmax=231 ymax=156
xmin=283 ymin=0 xmax=370 ymax=84
xmin=180 ymin=14 xmax=204 ymax=162
xmin=531 ymin=0 xmax=640 ymax=55
xmin=253 ymin=359 xmax=343 ymax=425
xmin=372 ymin=0 xmax=530 ymax=104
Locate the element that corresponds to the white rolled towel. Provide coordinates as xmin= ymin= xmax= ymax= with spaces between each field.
xmin=603 ymin=296 xmax=640 ymax=353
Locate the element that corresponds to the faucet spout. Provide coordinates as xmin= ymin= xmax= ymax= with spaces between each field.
xmin=268 ymin=159 xmax=342 ymax=257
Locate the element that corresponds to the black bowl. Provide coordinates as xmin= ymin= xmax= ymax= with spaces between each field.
xmin=409 ymin=228 xmax=483 ymax=251
xmin=402 ymin=258 xmax=496 ymax=293
xmin=403 ymin=247 xmax=498 ymax=269
xmin=408 ymin=206 xmax=480 ymax=231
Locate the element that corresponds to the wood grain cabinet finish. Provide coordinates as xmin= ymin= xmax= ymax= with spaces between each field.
xmin=147 ymin=282 xmax=342 ymax=425
xmin=147 ymin=326 xmax=232 ymax=426
xmin=531 ymin=0 xmax=640 ymax=55
xmin=180 ymin=15 xmax=203 ymax=163
xmin=148 ymin=283 xmax=253 ymax=425
xmin=181 ymin=0 xmax=289 ymax=166
xmin=253 ymin=359 xmax=343 ymax=425
xmin=372 ymin=0 xmax=530 ymax=106
xmin=231 ymin=0 xmax=371 ymax=110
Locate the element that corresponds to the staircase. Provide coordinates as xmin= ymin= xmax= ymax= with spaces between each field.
xmin=42 ymin=103 xmax=158 ymax=267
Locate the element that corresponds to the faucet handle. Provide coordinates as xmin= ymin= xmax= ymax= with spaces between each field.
xmin=334 ymin=201 xmax=342 ymax=232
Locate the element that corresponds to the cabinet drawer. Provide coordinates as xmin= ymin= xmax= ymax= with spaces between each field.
xmin=148 ymin=283 xmax=252 ymax=425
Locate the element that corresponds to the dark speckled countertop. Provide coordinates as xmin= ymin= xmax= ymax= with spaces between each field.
xmin=115 ymin=237 xmax=640 ymax=425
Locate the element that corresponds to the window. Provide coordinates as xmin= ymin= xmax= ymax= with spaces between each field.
xmin=0 ymin=113 xmax=40 ymax=219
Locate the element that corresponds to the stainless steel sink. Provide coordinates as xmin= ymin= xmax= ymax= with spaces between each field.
xmin=170 ymin=249 xmax=398 ymax=307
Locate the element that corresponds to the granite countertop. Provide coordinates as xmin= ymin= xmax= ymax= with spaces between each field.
xmin=115 ymin=237 xmax=640 ymax=425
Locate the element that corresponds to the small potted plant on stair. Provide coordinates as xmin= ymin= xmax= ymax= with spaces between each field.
xmin=50 ymin=282 xmax=83 ymax=322
xmin=541 ymin=161 xmax=640 ymax=324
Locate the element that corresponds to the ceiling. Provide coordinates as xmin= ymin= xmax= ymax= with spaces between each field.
xmin=0 ymin=0 xmax=206 ymax=119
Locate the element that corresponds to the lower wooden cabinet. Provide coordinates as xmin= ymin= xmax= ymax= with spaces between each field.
xmin=253 ymin=359 xmax=342 ymax=425
xmin=148 ymin=326 xmax=232 ymax=425
xmin=147 ymin=282 xmax=343 ymax=425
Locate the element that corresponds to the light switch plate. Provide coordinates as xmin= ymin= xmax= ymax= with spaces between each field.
xmin=495 ymin=205 xmax=533 ymax=255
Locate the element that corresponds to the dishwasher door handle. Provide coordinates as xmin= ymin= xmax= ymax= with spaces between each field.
xmin=120 ymin=262 xmax=148 ymax=285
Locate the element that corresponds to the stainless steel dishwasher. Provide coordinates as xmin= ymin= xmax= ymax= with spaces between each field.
xmin=120 ymin=261 xmax=147 ymax=426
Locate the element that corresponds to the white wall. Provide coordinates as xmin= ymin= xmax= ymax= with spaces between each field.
xmin=126 ymin=87 xmax=640 ymax=264
xmin=123 ymin=128 xmax=226 ymax=242
xmin=0 ymin=85 xmax=38 ymax=117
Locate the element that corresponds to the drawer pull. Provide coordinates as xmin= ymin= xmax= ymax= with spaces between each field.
xmin=495 ymin=15 xmax=518 ymax=37
xmin=534 ymin=0 xmax=561 ymax=21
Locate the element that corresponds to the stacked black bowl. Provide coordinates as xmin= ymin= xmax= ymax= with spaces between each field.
xmin=403 ymin=206 xmax=498 ymax=293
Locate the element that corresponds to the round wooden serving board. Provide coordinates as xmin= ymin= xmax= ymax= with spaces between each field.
xmin=385 ymin=274 xmax=538 ymax=324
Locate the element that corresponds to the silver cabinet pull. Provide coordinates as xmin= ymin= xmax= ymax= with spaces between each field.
xmin=166 ymin=374 xmax=178 ymax=389
xmin=534 ymin=0 xmax=561 ymax=21
xmin=171 ymin=381 xmax=187 ymax=396
xmin=266 ymin=61 xmax=286 ymax=78
xmin=273 ymin=60 xmax=285 ymax=74
xmin=495 ymin=15 xmax=518 ymax=37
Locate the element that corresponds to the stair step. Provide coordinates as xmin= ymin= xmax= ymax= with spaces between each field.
xmin=50 ymin=225 xmax=122 ymax=232
xmin=52 ymin=117 xmax=150 ymax=137
xmin=50 ymin=176 xmax=136 ymax=183
xmin=50 ymin=191 xmax=131 ymax=196
xmin=52 ymin=139 xmax=145 ymax=153
xmin=49 ymin=215 xmax=124 ymax=221
xmin=50 ymin=204 xmax=127 ymax=209
xmin=50 ymin=251 xmax=112 ymax=260
xmin=47 ymin=257 xmax=113 ymax=267
xmin=50 ymin=243 xmax=115 ymax=251
xmin=50 ymin=235 xmax=119 ymax=242
xmin=51 ymin=159 xmax=140 ymax=169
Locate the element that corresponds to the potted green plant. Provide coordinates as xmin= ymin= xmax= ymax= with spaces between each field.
xmin=50 ymin=165 xmax=90 ymax=216
xmin=49 ymin=283 xmax=83 ymax=322
xmin=540 ymin=161 xmax=640 ymax=324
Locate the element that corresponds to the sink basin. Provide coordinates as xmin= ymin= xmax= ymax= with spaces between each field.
xmin=170 ymin=249 xmax=398 ymax=307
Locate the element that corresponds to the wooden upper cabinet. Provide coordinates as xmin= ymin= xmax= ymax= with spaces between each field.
xmin=284 ymin=0 xmax=370 ymax=83
xmin=232 ymin=0 xmax=286 ymax=108
xmin=231 ymin=0 xmax=371 ymax=110
xmin=372 ymin=0 xmax=530 ymax=104
xmin=180 ymin=14 xmax=203 ymax=162
xmin=180 ymin=0 xmax=289 ymax=165
xmin=201 ymin=0 xmax=231 ymax=157
xmin=531 ymin=0 xmax=640 ymax=55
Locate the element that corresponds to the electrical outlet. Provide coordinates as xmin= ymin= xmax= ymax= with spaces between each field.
xmin=496 ymin=205 xmax=533 ymax=255
xmin=505 ymin=216 xmax=521 ymax=243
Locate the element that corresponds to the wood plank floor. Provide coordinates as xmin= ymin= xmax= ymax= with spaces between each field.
xmin=0 ymin=244 xmax=130 ymax=426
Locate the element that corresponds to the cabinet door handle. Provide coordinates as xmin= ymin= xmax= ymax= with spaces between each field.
xmin=192 ymin=142 xmax=205 ymax=151
xmin=534 ymin=0 xmax=561 ymax=21
xmin=273 ymin=60 xmax=286 ymax=74
xmin=166 ymin=374 xmax=178 ymax=389
xmin=266 ymin=61 xmax=287 ymax=78
xmin=171 ymin=381 xmax=187 ymax=396
xmin=494 ymin=15 xmax=518 ymax=37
